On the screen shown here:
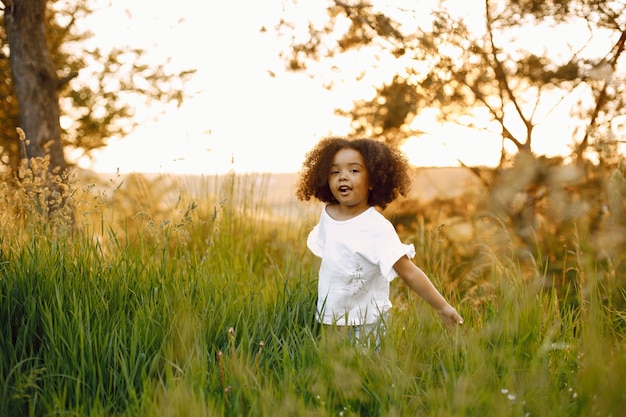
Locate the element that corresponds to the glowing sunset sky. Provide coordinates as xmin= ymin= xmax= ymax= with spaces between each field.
xmin=77 ymin=0 xmax=617 ymax=175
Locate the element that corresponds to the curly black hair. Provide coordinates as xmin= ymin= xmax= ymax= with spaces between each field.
xmin=296 ymin=137 xmax=411 ymax=209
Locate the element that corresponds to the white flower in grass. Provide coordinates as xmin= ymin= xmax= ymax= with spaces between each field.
xmin=501 ymin=388 xmax=516 ymax=401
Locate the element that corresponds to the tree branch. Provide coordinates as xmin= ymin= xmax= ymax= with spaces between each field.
xmin=485 ymin=0 xmax=531 ymax=152
xmin=575 ymin=28 xmax=626 ymax=159
xmin=56 ymin=71 xmax=78 ymax=89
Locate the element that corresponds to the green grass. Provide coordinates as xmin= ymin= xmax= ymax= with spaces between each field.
xmin=1 ymin=171 xmax=625 ymax=416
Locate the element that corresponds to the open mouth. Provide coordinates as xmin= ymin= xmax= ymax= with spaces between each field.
xmin=338 ymin=185 xmax=351 ymax=194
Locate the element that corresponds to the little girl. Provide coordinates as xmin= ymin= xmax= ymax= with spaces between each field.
xmin=296 ymin=137 xmax=463 ymax=344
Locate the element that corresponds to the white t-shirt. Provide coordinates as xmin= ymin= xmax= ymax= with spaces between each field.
xmin=307 ymin=206 xmax=416 ymax=325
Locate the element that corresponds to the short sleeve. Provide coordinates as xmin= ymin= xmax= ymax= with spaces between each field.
xmin=307 ymin=223 xmax=324 ymax=258
xmin=380 ymin=243 xmax=416 ymax=282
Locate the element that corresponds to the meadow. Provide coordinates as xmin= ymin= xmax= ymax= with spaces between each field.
xmin=1 ymin=164 xmax=625 ymax=416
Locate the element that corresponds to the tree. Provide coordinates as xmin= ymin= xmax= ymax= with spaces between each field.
xmin=276 ymin=0 xmax=626 ymax=166
xmin=2 ymin=0 xmax=66 ymax=180
xmin=0 ymin=0 xmax=194 ymax=179
xmin=276 ymin=0 xmax=626 ymax=287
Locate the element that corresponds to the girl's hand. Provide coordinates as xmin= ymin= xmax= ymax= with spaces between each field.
xmin=437 ymin=304 xmax=464 ymax=328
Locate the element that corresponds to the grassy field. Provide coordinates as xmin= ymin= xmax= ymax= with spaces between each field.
xmin=1 ymin=170 xmax=625 ymax=416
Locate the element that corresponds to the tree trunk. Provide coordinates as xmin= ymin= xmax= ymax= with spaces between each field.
xmin=3 ymin=0 xmax=67 ymax=175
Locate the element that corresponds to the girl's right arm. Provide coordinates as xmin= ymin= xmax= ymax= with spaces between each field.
xmin=393 ymin=255 xmax=464 ymax=327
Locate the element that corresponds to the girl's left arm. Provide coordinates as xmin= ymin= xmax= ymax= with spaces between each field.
xmin=393 ymin=256 xmax=464 ymax=326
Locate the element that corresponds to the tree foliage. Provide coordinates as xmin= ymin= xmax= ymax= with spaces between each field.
xmin=0 ymin=0 xmax=195 ymax=174
xmin=277 ymin=0 xmax=626 ymax=165
xmin=276 ymin=0 xmax=626 ymax=289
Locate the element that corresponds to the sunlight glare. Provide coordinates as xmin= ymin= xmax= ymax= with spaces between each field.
xmin=76 ymin=0 xmax=621 ymax=175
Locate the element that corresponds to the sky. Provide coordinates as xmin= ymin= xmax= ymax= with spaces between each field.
xmin=76 ymin=0 xmax=617 ymax=175
xmin=74 ymin=0 xmax=498 ymax=175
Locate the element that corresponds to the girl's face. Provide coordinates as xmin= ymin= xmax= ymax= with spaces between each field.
xmin=328 ymin=147 xmax=371 ymax=213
